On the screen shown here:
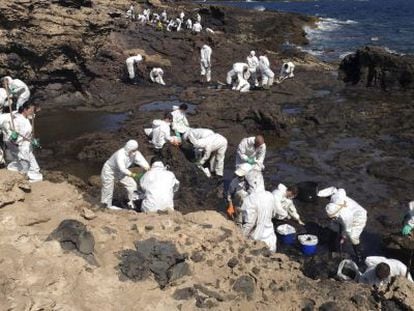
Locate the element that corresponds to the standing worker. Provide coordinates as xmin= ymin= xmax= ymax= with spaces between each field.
xmin=125 ymin=54 xmax=144 ymax=84
xmin=171 ymin=104 xmax=190 ymax=136
xmin=149 ymin=67 xmax=166 ymax=85
xmin=188 ymin=130 xmax=227 ymax=177
xmin=241 ymin=170 xmax=277 ymax=252
xmin=6 ymin=102 xmax=42 ymax=182
xmin=236 ymin=135 xmax=266 ymax=171
xmin=200 ymin=44 xmax=212 ymax=83
xmin=1 ymin=76 xmax=30 ymax=110
xmin=192 ymin=21 xmax=202 ymax=34
xmin=101 ymin=140 xmax=150 ymax=210
xmin=140 ymin=157 xmax=180 ymax=212
xmin=258 ymin=55 xmax=275 ymax=89
xmin=0 ymin=87 xmax=7 ymax=109
xmin=226 ymin=163 xmax=251 ymax=225
xmin=318 ymin=187 xmax=367 ymax=264
xmin=246 ymin=51 xmax=259 ymax=87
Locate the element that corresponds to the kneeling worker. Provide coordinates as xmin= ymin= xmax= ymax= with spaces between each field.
xmin=140 ymin=156 xmax=180 ymax=212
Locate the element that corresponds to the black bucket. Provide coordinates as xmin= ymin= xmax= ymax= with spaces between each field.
xmin=296 ymin=181 xmax=319 ymax=203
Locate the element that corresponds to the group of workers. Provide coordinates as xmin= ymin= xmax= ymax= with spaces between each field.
xmin=0 ymin=76 xmax=42 ymax=182
xmin=126 ymin=5 xmax=208 ymax=34
xmin=0 ymin=5 xmax=411 ymax=291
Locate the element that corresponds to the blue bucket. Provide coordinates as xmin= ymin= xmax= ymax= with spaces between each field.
xmin=276 ymin=224 xmax=296 ymax=245
xmin=298 ymin=234 xmax=318 ymax=256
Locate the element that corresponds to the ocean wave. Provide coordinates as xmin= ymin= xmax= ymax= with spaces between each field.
xmin=339 ymin=51 xmax=354 ymax=59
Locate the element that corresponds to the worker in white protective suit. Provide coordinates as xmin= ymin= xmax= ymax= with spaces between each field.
xmin=241 ymin=170 xmax=277 ymax=252
xmin=126 ymin=4 xmax=135 ymax=20
xmin=6 ymin=103 xmax=42 ymax=182
xmin=171 ymin=103 xmax=190 ymax=136
xmin=161 ymin=10 xmax=167 ymax=22
xmin=196 ymin=13 xmax=201 ymax=23
xmin=140 ymin=157 xmax=180 ymax=212
xmin=2 ymin=76 xmax=30 ymax=110
xmin=186 ymin=18 xmax=193 ymax=30
xmin=149 ymin=68 xmax=166 ymax=85
xmin=182 ymin=127 xmax=214 ymax=162
xmin=226 ymin=63 xmax=250 ymax=93
xmin=150 ymin=112 xmax=177 ymax=150
xmin=318 ymin=186 xmax=367 ymax=263
xmin=179 ymin=11 xmax=185 ymax=22
xmin=272 ymin=183 xmax=305 ymax=225
xmin=258 ymin=55 xmax=274 ymax=89
xmin=0 ymin=87 xmax=7 ymax=108
xmin=125 ymin=54 xmax=144 ymax=82
xmin=0 ymin=108 xmax=16 ymax=165
xmin=137 ymin=14 xmax=147 ymax=24
xmin=101 ymin=140 xmax=150 ymax=210
xmin=401 ymin=201 xmax=414 ymax=236
xmin=200 ymin=44 xmax=212 ymax=83
xmin=166 ymin=20 xmax=176 ymax=32
xmin=192 ymin=21 xmax=202 ymax=33
xmin=359 ymin=256 xmax=413 ymax=288
xmin=246 ymin=51 xmax=259 ymax=87
xmin=188 ymin=131 xmax=227 ymax=177
xmin=227 ymin=163 xmax=251 ymax=226
xmin=236 ymin=135 xmax=266 ymax=171
xmin=277 ymin=61 xmax=295 ymax=84
xmin=143 ymin=8 xmax=150 ymax=21
xmin=175 ymin=18 xmax=182 ymax=31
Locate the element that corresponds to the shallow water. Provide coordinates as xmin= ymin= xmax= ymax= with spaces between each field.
xmin=139 ymin=100 xmax=197 ymax=114
xmin=36 ymin=111 xmax=128 ymax=146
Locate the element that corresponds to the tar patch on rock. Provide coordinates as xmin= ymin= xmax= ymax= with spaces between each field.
xmin=117 ymin=238 xmax=190 ymax=288
xmin=47 ymin=219 xmax=97 ymax=265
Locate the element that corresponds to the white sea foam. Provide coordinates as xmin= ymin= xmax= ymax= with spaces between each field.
xmin=254 ymin=5 xmax=266 ymax=11
xmin=339 ymin=51 xmax=354 ymax=59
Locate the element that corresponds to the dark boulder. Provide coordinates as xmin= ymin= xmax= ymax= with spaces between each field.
xmin=339 ymin=46 xmax=414 ymax=90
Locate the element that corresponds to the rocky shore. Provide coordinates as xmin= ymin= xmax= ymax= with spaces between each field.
xmin=1 ymin=0 xmax=414 ymax=310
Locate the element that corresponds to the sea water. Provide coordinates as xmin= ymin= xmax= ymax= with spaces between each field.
xmin=205 ymin=0 xmax=414 ymax=61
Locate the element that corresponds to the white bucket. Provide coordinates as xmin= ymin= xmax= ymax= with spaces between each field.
xmin=298 ymin=234 xmax=318 ymax=246
xmin=276 ymin=224 xmax=296 ymax=235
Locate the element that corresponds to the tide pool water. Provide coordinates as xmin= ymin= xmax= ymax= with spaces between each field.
xmin=206 ymin=0 xmax=414 ymax=61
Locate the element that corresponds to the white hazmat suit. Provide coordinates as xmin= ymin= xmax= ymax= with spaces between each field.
xmin=3 ymin=77 xmax=30 ymax=110
xmin=151 ymin=119 xmax=173 ymax=149
xmin=241 ymin=170 xmax=277 ymax=252
xmin=236 ymin=136 xmax=266 ymax=171
xmin=186 ymin=18 xmax=193 ymax=29
xmin=126 ymin=55 xmax=143 ymax=80
xmin=189 ymin=132 xmax=227 ymax=176
xmin=7 ymin=113 xmax=42 ymax=182
xmin=101 ymin=140 xmax=150 ymax=210
xmin=140 ymin=161 xmax=180 ymax=212
xmin=246 ymin=51 xmax=259 ymax=86
xmin=278 ymin=61 xmax=295 ymax=82
xmin=226 ymin=63 xmax=250 ymax=92
xmin=320 ymin=187 xmax=367 ymax=245
xmin=360 ymin=256 xmax=413 ymax=287
xmin=272 ymin=183 xmax=304 ymax=224
xmin=258 ymin=56 xmax=274 ymax=87
xmin=150 ymin=68 xmax=166 ymax=85
xmin=200 ymin=45 xmax=212 ymax=82
xmin=171 ymin=107 xmax=190 ymax=134
xmin=192 ymin=22 xmax=202 ymax=33
xmin=0 ymin=88 xmax=7 ymax=108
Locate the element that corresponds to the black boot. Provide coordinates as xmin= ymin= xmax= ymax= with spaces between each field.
xmin=353 ymin=244 xmax=365 ymax=265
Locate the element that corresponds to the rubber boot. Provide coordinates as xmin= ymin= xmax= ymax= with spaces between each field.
xmin=353 ymin=243 xmax=365 ymax=265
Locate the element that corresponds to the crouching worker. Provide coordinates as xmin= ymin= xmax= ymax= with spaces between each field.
xmin=401 ymin=201 xmax=414 ymax=236
xmin=150 ymin=67 xmax=166 ymax=85
xmin=272 ymin=183 xmax=304 ymax=225
xmin=319 ymin=187 xmax=367 ymax=264
xmin=101 ymin=140 xmax=150 ymax=210
xmin=226 ymin=163 xmax=251 ymax=225
xmin=359 ymin=256 xmax=413 ymax=288
xmin=241 ymin=170 xmax=277 ymax=252
xmin=7 ymin=102 xmax=42 ymax=182
xmin=140 ymin=156 xmax=180 ymax=212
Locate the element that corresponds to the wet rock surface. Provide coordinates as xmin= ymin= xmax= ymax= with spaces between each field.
xmin=339 ymin=46 xmax=414 ymax=90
